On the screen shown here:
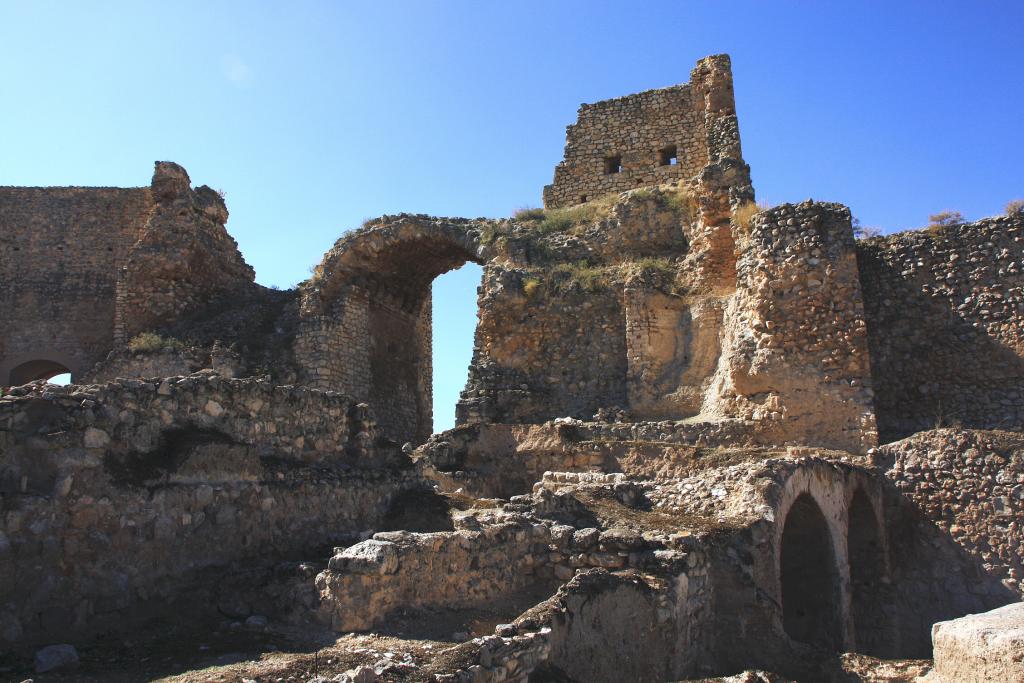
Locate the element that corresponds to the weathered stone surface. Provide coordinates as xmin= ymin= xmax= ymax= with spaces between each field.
xmin=34 ymin=643 xmax=79 ymax=673
xmin=930 ymin=603 xmax=1024 ymax=682
xmin=0 ymin=50 xmax=1022 ymax=683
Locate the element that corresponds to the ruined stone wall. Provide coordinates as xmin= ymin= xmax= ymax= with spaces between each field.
xmin=315 ymin=517 xmax=553 ymax=633
xmin=458 ymin=265 xmax=628 ymax=425
xmin=858 ymin=214 xmax=1024 ymax=442
xmin=296 ymin=216 xmax=483 ymax=445
xmin=0 ymin=373 xmax=411 ymax=646
xmin=706 ymin=201 xmax=878 ymax=453
xmin=0 ymin=162 xmax=256 ymax=387
xmin=543 ymin=54 xmax=741 ymax=209
xmin=0 ymin=186 xmax=153 ymax=384
xmin=877 ymin=429 xmax=1022 ymax=656
xmin=120 ymin=162 xmax=256 ymax=339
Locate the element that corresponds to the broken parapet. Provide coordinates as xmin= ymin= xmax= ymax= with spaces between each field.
xmin=119 ymin=162 xmax=255 ymax=340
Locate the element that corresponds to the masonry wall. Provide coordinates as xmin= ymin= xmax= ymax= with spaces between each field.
xmin=458 ymin=264 xmax=629 ymax=425
xmin=0 ymin=374 xmax=411 ymax=646
xmin=0 ymin=162 xmax=257 ymax=388
xmin=295 ymin=285 xmax=434 ymax=445
xmin=706 ymin=201 xmax=878 ymax=453
xmin=0 ymin=186 xmax=153 ymax=383
xmin=876 ymin=428 xmax=1022 ymax=656
xmin=858 ymin=214 xmax=1024 ymax=442
xmin=296 ymin=216 xmax=483 ymax=445
xmin=543 ymin=54 xmax=741 ymax=209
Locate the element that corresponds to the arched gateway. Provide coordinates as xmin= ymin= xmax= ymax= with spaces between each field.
xmin=295 ymin=215 xmax=486 ymax=445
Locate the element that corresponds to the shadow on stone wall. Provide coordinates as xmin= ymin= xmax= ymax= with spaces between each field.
xmin=859 ymin=243 xmax=1024 ymax=442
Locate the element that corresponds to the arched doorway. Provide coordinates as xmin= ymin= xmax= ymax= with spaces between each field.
xmin=300 ymin=217 xmax=483 ymax=445
xmin=780 ymin=493 xmax=842 ymax=649
xmin=848 ymin=488 xmax=892 ymax=656
xmin=432 ymin=261 xmax=483 ymax=433
xmin=8 ymin=359 xmax=72 ymax=387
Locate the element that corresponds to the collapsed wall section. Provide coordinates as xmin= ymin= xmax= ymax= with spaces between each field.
xmin=543 ymin=54 xmax=741 ymax=209
xmin=0 ymin=374 xmax=411 ymax=647
xmin=858 ymin=214 xmax=1024 ymax=442
xmin=119 ymin=162 xmax=256 ymax=340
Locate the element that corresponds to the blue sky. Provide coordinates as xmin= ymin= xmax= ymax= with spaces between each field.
xmin=3 ymin=2 xmax=1022 ymax=429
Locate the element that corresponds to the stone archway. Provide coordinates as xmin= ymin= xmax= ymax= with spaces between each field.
xmin=7 ymin=358 xmax=73 ymax=386
xmin=780 ymin=492 xmax=843 ymax=650
xmin=848 ymin=487 xmax=893 ymax=656
xmin=296 ymin=216 xmax=485 ymax=444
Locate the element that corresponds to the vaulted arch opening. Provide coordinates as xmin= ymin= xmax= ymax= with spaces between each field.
xmin=780 ymin=493 xmax=842 ymax=650
xmin=848 ymin=488 xmax=892 ymax=656
xmin=432 ymin=261 xmax=483 ymax=433
xmin=302 ymin=218 xmax=483 ymax=445
xmin=8 ymin=359 xmax=72 ymax=387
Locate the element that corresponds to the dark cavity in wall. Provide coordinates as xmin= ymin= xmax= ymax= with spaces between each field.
xmin=848 ymin=487 xmax=895 ymax=657
xmin=780 ymin=493 xmax=842 ymax=650
xmin=103 ymin=426 xmax=238 ymax=487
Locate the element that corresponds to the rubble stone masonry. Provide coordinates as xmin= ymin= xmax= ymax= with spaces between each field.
xmin=0 ymin=373 xmax=411 ymax=646
xmin=858 ymin=213 xmax=1024 ymax=441
xmin=543 ymin=54 xmax=741 ymax=209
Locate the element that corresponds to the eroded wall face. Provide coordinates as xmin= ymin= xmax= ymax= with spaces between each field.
xmin=625 ymin=290 xmax=725 ymax=419
xmin=543 ymin=54 xmax=740 ymax=209
xmin=0 ymin=163 xmax=256 ymax=387
xmin=0 ymin=374 xmax=409 ymax=646
xmin=458 ymin=265 xmax=629 ymax=425
xmin=0 ymin=187 xmax=153 ymax=382
xmin=858 ymin=215 xmax=1024 ymax=442
xmin=706 ymin=202 xmax=878 ymax=453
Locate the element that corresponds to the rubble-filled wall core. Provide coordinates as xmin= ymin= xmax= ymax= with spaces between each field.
xmin=705 ymin=201 xmax=878 ymax=453
xmin=543 ymin=54 xmax=741 ymax=209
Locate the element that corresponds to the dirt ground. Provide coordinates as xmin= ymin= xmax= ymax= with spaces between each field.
xmin=0 ymin=581 xmax=560 ymax=683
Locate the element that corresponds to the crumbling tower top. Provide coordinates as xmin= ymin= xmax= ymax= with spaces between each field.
xmin=543 ymin=53 xmax=742 ymax=209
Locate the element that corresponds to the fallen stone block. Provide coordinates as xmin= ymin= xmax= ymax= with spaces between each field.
xmin=931 ymin=602 xmax=1024 ymax=682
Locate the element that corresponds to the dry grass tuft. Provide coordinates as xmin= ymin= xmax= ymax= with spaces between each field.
xmin=129 ymin=332 xmax=184 ymax=354
xmin=732 ymin=201 xmax=759 ymax=229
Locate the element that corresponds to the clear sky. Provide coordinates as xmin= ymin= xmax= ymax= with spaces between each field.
xmin=3 ymin=2 xmax=1022 ymax=430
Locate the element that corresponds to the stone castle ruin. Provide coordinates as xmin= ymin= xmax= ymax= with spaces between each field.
xmin=1 ymin=54 xmax=1022 ymax=681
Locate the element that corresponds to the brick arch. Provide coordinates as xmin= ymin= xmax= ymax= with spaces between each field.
xmin=295 ymin=216 xmax=487 ymax=445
